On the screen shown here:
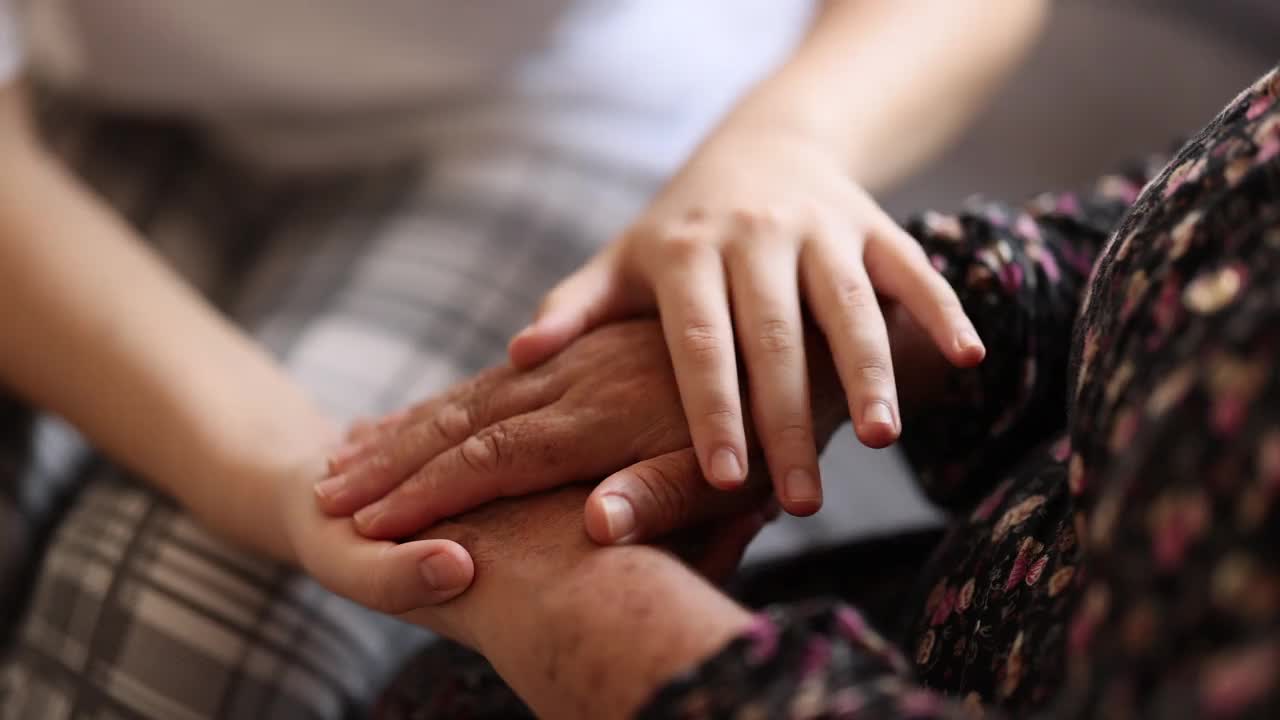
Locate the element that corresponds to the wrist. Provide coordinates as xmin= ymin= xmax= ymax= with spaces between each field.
xmin=486 ymin=544 xmax=753 ymax=719
xmin=715 ymin=59 xmax=862 ymax=177
xmin=199 ymin=399 xmax=337 ymax=564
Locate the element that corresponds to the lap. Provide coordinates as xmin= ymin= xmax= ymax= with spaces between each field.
xmin=3 ymin=96 xmax=656 ymax=718
xmin=3 ymin=478 xmax=414 ymax=720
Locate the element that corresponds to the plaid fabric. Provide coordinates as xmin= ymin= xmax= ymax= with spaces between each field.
xmin=0 ymin=99 xmax=657 ymax=719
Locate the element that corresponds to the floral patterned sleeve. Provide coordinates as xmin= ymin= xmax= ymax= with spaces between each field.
xmin=637 ymin=602 xmax=981 ymax=720
xmin=897 ymin=165 xmax=1159 ymax=511
xmin=643 ymin=69 xmax=1280 ymax=720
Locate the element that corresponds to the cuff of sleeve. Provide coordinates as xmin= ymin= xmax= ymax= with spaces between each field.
xmin=638 ymin=600 xmax=910 ymax=719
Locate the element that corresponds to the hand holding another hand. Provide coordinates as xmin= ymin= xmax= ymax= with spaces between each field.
xmin=397 ymin=485 xmax=758 ymax=718
xmin=315 ymin=321 xmax=837 ymax=546
xmin=509 ymin=125 xmax=985 ymax=514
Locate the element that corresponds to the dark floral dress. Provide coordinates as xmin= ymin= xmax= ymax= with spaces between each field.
xmin=377 ymin=66 xmax=1280 ymax=719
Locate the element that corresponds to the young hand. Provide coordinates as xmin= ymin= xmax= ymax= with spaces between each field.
xmin=268 ymin=438 xmax=477 ymax=616
xmin=507 ymin=125 xmax=984 ymax=515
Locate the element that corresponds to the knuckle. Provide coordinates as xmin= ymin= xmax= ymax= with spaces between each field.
xmin=682 ymin=207 xmax=709 ymax=224
xmin=730 ymin=206 xmax=782 ymax=232
xmin=630 ymin=460 xmax=695 ymax=526
xmin=832 ymin=278 xmax=877 ymax=313
xmin=754 ymin=318 xmax=796 ymax=355
xmin=658 ymin=232 xmax=712 ymax=263
xmin=855 ymin=358 xmax=893 ymax=386
xmin=678 ymin=322 xmax=725 ymax=366
xmin=768 ymin=415 xmax=814 ymax=446
xmin=458 ymin=428 xmax=505 ymax=476
xmin=430 ymin=402 xmax=473 ymax=444
xmin=793 ymin=200 xmax=824 ymax=228
xmin=700 ymin=404 xmax=740 ymax=430
xmin=362 ymin=449 xmax=394 ymax=475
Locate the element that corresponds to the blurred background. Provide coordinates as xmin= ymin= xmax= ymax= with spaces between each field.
xmin=749 ymin=0 xmax=1278 ymax=561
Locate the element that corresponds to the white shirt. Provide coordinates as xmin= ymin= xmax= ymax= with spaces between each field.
xmin=3 ymin=1 xmax=816 ymax=172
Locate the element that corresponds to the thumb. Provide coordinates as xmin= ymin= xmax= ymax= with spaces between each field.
xmin=508 ymin=252 xmax=630 ymax=368
xmin=584 ymin=448 xmax=769 ymax=545
xmin=310 ymin=533 xmax=476 ymax=615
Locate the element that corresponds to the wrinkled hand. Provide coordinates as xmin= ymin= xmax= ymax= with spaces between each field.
xmin=399 ymin=485 xmax=761 ymax=650
xmin=508 ymin=126 xmax=984 ymax=515
xmin=315 ymin=320 xmax=843 ymax=545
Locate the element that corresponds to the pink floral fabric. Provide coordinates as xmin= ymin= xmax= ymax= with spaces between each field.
xmin=644 ymin=66 xmax=1280 ymax=719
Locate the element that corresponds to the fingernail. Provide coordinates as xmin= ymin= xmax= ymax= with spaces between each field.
xmin=420 ymin=551 xmax=467 ymax=591
xmin=512 ymin=323 xmax=537 ymax=342
xmin=326 ymin=444 xmax=364 ymax=474
xmin=710 ymin=447 xmax=744 ymax=486
xmin=314 ymin=474 xmax=348 ymax=503
xmin=863 ymin=401 xmax=895 ymax=431
xmin=600 ymin=494 xmax=637 ymax=543
xmin=783 ymin=468 xmax=821 ymax=503
xmin=957 ymin=328 xmax=984 ymax=354
xmin=353 ymin=503 xmax=382 ymax=531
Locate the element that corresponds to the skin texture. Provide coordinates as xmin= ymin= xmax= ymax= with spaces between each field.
xmin=326 ymin=278 xmax=965 ymax=718
xmin=318 ymin=320 xmax=849 ymax=546
xmin=507 ymin=0 xmax=1047 ymax=515
xmin=317 ymin=322 xmax=754 ymax=539
xmin=0 ymin=3 xmax=1046 ymax=689
xmin=399 ymin=485 xmax=756 ymax=720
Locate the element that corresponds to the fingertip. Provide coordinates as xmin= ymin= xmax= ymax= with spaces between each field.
xmin=360 ymin=540 xmax=476 ymax=614
xmin=325 ymin=442 xmax=367 ymax=476
xmin=778 ymin=467 xmax=823 ymax=517
xmin=584 ymin=488 xmax=639 ymax=545
xmin=951 ymin=329 xmax=987 ymax=367
xmin=507 ymin=326 xmax=552 ymax=368
xmin=583 ymin=492 xmax=616 ymax=544
xmin=855 ymin=401 xmax=899 ymax=449
xmin=854 ymin=425 xmax=899 ymax=450
xmin=780 ymin=493 xmax=823 ymax=517
xmin=417 ymin=541 xmax=475 ymax=602
xmin=706 ymin=446 xmax=747 ymax=489
xmin=508 ymin=317 xmax=580 ymax=368
xmin=353 ymin=502 xmax=394 ymax=539
xmin=313 ymin=475 xmax=349 ymax=515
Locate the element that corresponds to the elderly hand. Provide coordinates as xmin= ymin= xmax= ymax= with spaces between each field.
xmin=315 ymin=320 xmax=845 ymax=545
xmin=397 ymin=485 xmax=757 ymax=719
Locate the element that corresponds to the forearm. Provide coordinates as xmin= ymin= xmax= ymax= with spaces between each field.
xmin=723 ymin=0 xmax=1047 ymax=190
xmin=0 ymin=86 xmax=326 ymax=561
